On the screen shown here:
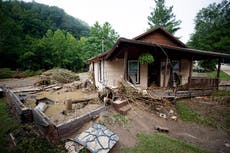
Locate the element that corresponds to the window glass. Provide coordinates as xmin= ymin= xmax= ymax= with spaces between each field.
xmin=128 ymin=60 xmax=140 ymax=84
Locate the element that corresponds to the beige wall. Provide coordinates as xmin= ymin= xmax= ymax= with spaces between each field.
xmin=91 ymin=59 xmax=148 ymax=90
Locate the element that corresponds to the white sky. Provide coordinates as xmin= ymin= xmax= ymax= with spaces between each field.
xmin=23 ymin=0 xmax=222 ymax=43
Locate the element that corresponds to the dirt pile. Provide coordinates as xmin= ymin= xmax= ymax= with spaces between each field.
xmin=36 ymin=68 xmax=80 ymax=85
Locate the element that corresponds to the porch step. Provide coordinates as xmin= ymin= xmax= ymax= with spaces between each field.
xmin=116 ymin=105 xmax=131 ymax=115
xmin=112 ymin=99 xmax=128 ymax=109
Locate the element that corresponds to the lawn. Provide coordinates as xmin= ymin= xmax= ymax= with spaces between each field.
xmin=122 ymin=133 xmax=209 ymax=153
xmin=176 ymin=101 xmax=214 ymax=127
xmin=0 ymin=98 xmax=66 ymax=153
xmin=206 ymin=70 xmax=230 ymax=81
xmin=176 ymin=92 xmax=230 ymax=133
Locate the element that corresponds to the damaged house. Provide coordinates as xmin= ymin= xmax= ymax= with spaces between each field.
xmin=87 ymin=27 xmax=230 ymax=93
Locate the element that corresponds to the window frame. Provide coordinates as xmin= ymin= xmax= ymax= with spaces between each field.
xmin=128 ymin=60 xmax=140 ymax=84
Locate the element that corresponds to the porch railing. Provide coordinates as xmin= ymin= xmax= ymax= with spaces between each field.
xmin=187 ymin=77 xmax=219 ymax=90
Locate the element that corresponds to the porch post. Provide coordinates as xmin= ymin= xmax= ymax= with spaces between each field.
xmin=124 ymin=50 xmax=128 ymax=81
xmin=216 ymin=58 xmax=221 ymax=89
xmin=163 ymin=58 xmax=168 ymax=88
xmin=188 ymin=57 xmax=193 ymax=90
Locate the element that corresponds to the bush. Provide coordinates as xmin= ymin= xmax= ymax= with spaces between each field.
xmin=0 ymin=68 xmax=16 ymax=79
xmin=138 ymin=53 xmax=154 ymax=64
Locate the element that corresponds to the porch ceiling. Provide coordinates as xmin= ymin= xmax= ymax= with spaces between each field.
xmin=106 ymin=38 xmax=230 ymax=61
xmin=87 ymin=38 xmax=230 ymax=63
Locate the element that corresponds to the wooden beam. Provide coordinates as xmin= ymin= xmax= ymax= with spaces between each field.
xmin=216 ymin=58 xmax=221 ymax=89
xmin=163 ymin=58 xmax=168 ymax=88
xmin=188 ymin=57 xmax=193 ymax=90
xmin=123 ymin=50 xmax=128 ymax=81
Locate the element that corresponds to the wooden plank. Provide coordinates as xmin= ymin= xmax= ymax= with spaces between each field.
xmin=163 ymin=58 xmax=168 ymax=88
xmin=216 ymin=58 xmax=221 ymax=89
xmin=188 ymin=57 xmax=193 ymax=90
xmin=123 ymin=50 xmax=128 ymax=81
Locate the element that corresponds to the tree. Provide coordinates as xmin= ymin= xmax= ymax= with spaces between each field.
xmin=78 ymin=21 xmax=119 ymax=62
xmin=187 ymin=0 xmax=230 ymax=70
xmin=147 ymin=0 xmax=181 ymax=34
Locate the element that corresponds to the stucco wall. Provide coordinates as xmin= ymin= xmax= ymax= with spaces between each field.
xmin=91 ymin=59 xmax=148 ymax=90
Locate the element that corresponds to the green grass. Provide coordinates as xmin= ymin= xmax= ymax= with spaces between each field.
xmin=176 ymin=101 xmax=214 ymax=127
xmin=206 ymin=70 xmax=230 ymax=81
xmin=122 ymin=133 xmax=209 ymax=153
xmin=0 ymin=98 xmax=20 ymax=152
xmin=0 ymin=98 xmax=65 ymax=153
xmin=0 ymin=68 xmax=43 ymax=79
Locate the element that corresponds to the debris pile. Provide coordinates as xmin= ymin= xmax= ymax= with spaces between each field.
xmin=117 ymin=81 xmax=177 ymax=119
xmin=36 ymin=68 xmax=80 ymax=85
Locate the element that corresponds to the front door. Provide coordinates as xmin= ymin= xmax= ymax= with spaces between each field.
xmin=148 ymin=60 xmax=160 ymax=87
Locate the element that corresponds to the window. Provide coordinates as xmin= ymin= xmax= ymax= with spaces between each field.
xmin=98 ymin=61 xmax=102 ymax=82
xmin=128 ymin=60 xmax=140 ymax=84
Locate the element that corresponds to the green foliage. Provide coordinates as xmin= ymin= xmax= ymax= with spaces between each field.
xmin=0 ymin=68 xmax=42 ymax=79
xmin=198 ymin=59 xmax=217 ymax=71
xmin=78 ymin=22 xmax=119 ymax=62
xmin=122 ymin=133 xmax=209 ymax=153
xmin=206 ymin=70 xmax=230 ymax=81
xmin=112 ymin=114 xmax=129 ymax=127
xmin=0 ymin=68 xmax=16 ymax=79
xmin=0 ymin=98 xmax=65 ymax=152
xmin=0 ymin=98 xmax=19 ymax=152
xmin=138 ymin=53 xmax=154 ymax=64
xmin=188 ymin=0 xmax=230 ymax=63
xmin=0 ymin=0 xmax=89 ymax=70
xmin=176 ymin=101 xmax=214 ymax=127
xmin=147 ymin=0 xmax=181 ymax=34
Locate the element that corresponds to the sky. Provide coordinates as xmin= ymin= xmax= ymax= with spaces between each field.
xmin=23 ymin=0 xmax=222 ymax=43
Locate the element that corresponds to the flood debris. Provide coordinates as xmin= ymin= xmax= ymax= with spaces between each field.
xmin=9 ymin=133 xmax=16 ymax=146
xmin=154 ymin=126 xmax=169 ymax=133
xmin=35 ymin=102 xmax=48 ymax=112
xmin=116 ymin=81 xmax=177 ymax=118
xmin=159 ymin=113 xmax=167 ymax=119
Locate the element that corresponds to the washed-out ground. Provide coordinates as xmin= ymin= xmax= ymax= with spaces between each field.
xmin=72 ymin=102 xmax=229 ymax=153
xmin=0 ymin=74 xmax=230 ymax=153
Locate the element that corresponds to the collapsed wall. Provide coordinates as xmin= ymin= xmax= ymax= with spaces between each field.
xmin=3 ymin=87 xmax=110 ymax=143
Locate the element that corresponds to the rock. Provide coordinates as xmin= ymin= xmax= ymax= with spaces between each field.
xmin=169 ymin=109 xmax=174 ymax=115
xmin=159 ymin=113 xmax=167 ymax=119
xmin=170 ymin=116 xmax=177 ymax=120
xmin=35 ymin=102 xmax=48 ymax=112
xmin=142 ymin=90 xmax=148 ymax=96
xmin=225 ymin=143 xmax=230 ymax=148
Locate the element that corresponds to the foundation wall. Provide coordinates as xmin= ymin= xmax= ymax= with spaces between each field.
xmin=4 ymin=88 xmax=33 ymax=123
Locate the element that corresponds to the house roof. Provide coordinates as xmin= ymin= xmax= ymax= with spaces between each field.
xmin=133 ymin=27 xmax=188 ymax=48
xmin=87 ymin=27 xmax=230 ymax=63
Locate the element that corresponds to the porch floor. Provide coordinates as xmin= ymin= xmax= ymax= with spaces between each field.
xmin=147 ymin=89 xmax=214 ymax=99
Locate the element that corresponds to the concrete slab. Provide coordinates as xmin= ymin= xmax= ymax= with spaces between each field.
xmin=76 ymin=124 xmax=119 ymax=153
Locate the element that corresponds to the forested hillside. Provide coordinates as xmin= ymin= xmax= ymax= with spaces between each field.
xmin=0 ymin=0 xmax=90 ymax=70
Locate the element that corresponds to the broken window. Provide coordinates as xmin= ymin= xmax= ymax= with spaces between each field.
xmin=128 ymin=60 xmax=140 ymax=84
